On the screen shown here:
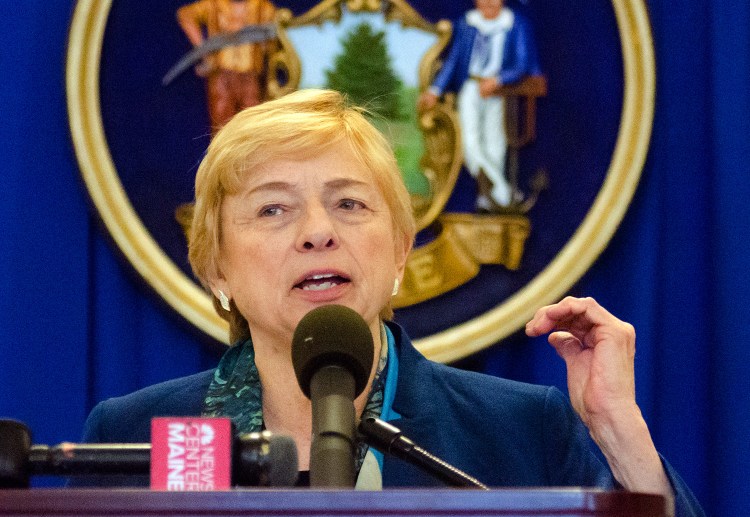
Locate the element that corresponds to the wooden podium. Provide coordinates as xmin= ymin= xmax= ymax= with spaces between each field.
xmin=0 ymin=488 xmax=665 ymax=516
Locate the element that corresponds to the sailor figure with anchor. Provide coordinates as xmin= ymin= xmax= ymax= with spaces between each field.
xmin=419 ymin=0 xmax=541 ymax=211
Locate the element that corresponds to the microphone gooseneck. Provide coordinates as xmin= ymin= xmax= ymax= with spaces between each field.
xmin=359 ymin=417 xmax=489 ymax=490
xmin=291 ymin=305 xmax=374 ymax=488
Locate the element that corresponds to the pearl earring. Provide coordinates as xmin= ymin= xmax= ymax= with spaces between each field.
xmin=218 ymin=290 xmax=231 ymax=311
xmin=392 ymin=278 xmax=400 ymax=296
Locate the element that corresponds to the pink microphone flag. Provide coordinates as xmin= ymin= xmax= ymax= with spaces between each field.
xmin=150 ymin=417 xmax=232 ymax=491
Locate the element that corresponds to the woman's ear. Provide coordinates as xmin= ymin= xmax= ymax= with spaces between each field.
xmin=394 ymin=233 xmax=413 ymax=281
xmin=208 ymin=278 xmax=232 ymax=312
xmin=206 ymin=264 xmax=231 ymax=304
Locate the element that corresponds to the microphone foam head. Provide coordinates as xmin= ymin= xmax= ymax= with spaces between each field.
xmin=0 ymin=419 xmax=31 ymax=488
xmin=268 ymin=435 xmax=298 ymax=487
xmin=235 ymin=431 xmax=298 ymax=487
xmin=291 ymin=304 xmax=374 ymax=399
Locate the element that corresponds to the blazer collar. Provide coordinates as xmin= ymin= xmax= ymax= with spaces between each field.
xmin=385 ymin=321 xmax=436 ymax=423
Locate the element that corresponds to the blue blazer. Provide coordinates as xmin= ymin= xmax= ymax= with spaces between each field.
xmin=432 ymin=10 xmax=542 ymax=94
xmin=80 ymin=322 xmax=704 ymax=516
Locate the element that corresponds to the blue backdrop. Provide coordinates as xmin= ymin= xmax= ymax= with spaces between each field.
xmin=1 ymin=1 xmax=748 ymax=514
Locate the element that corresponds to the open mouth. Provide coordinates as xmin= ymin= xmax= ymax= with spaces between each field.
xmin=294 ymin=273 xmax=351 ymax=292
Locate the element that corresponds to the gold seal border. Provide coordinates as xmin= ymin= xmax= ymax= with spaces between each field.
xmin=66 ymin=0 xmax=655 ymax=361
xmin=66 ymin=0 xmax=224 ymax=341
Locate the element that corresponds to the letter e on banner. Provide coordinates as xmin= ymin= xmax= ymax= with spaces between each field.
xmin=151 ymin=417 xmax=232 ymax=490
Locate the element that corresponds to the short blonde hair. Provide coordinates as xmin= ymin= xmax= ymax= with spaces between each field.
xmin=189 ymin=89 xmax=416 ymax=343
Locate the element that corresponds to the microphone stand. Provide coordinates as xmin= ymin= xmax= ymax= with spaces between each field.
xmin=309 ymin=365 xmax=356 ymax=487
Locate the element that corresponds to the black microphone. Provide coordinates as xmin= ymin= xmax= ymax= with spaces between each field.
xmin=0 ymin=420 xmax=298 ymax=488
xmin=291 ymin=305 xmax=374 ymax=488
xmin=359 ymin=417 xmax=489 ymax=490
xmin=29 ymin=443 xmax=150 ymax=476
xmin=0 ymin=420 xmax=30 ymax=488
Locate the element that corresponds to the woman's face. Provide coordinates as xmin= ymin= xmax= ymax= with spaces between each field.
xmin=211 ymin=141 xmax=410 ymax=346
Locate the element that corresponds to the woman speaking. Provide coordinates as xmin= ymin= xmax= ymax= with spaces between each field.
xmin=81 ymin=89 xmax=703 ymax=516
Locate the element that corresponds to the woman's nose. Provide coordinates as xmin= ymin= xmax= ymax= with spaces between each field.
xmin=295 ymin=203 xmax=339 ymax=251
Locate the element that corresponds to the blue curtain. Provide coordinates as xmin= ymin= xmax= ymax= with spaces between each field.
xmin=1 ymin=1 xmax=748 ymax=513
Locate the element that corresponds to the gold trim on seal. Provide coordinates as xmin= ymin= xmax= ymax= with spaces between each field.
xmin=67 ymin=0 xmax=655 ymax=362
xmin=66 ymin=0 xmax=225 ymax=342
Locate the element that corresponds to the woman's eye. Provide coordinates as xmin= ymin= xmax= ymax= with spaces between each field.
xmin=339 ymin=199 xmax=365 ymax=210
xmin=259 ymin=205 xmax=284 ymax=217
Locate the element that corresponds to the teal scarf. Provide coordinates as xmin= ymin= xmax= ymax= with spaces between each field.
xmin=202 ymin=334 xmax=388 ymax=472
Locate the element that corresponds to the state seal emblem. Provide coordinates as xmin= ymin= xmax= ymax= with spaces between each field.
xmin=67 ymin=0 xmax=655 ymax=362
